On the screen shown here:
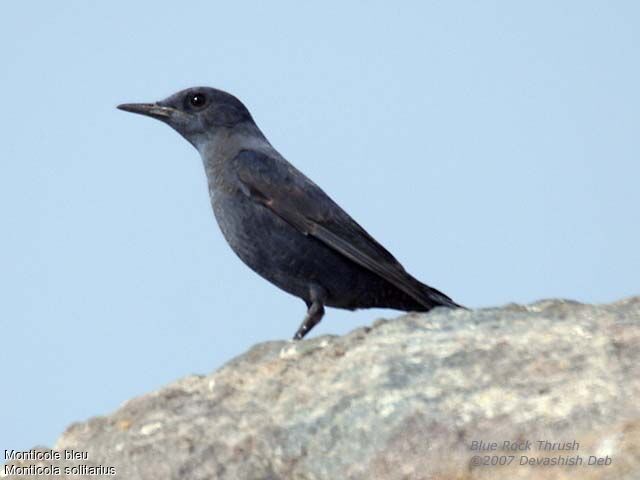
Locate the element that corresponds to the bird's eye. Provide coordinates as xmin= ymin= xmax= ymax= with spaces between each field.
xmin=189 ymin=93 xmax=207 ymax=108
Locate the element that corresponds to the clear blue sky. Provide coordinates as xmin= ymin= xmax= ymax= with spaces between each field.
xmin=1 ymin=1 xmax=638 ymax=453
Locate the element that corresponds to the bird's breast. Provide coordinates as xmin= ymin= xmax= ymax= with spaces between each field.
xmin=211 ymin=191 xmax=297 ymax=276
xmin=208 ymin=190 xmax=356 ymax=303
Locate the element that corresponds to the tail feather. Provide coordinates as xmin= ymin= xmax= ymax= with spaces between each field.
xmin=423 ymin=284 xmax=469 ymax=310
xmin=421 ymin=282 xmax=466 ymax=310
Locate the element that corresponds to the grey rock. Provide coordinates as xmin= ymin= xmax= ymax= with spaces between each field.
xmin=5 ymin=296 xmax=640 ymax=479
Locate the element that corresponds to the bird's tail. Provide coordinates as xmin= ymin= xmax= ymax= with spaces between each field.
xmin=407 ymin=276 xmax=467 ymax=311
xmin=424 ymin=283 xmax=467 ymax=310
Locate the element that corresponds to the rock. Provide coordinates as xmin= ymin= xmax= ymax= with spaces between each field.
xmin=4 ymin=296 xmax=640 ymax=480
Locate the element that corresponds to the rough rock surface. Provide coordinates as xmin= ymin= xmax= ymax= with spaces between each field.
xmin=4 ymin=296 xmax=640 ymax=480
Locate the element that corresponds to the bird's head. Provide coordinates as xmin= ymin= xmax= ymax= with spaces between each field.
xmin=117 ymin=87 xmax=253 ymax=149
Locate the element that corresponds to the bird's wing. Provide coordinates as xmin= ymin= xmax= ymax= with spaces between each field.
xmin=233 ymin=149 xmax=457 ymax=308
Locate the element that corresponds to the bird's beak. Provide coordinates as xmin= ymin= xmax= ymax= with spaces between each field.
xmin=117 ymin=103 xmax=176 ymax=120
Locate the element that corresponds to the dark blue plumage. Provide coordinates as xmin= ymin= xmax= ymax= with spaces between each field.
xmin=118 ymin=87 xmax=462 ymax=339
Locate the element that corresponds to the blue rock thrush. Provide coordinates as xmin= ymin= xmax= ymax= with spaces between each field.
xmin=118 ymin=87 xmax=463 ymax=340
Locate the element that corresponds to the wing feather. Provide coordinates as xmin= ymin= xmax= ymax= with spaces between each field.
xmin=233 ymin=150 xmax=459 ymax=308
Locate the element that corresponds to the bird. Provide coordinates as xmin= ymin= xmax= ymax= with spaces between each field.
xmin=117 ymin=87 xmax=463 ymax=340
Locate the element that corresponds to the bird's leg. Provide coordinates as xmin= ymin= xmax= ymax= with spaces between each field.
xmin=293 ymin=285 xmax=326 ymax=340
xmin=293 ymin=301 xmax=324 ymax=340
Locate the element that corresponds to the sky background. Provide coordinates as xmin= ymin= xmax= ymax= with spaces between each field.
xmin=1 ymin=1 xmax=639 ymax=453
